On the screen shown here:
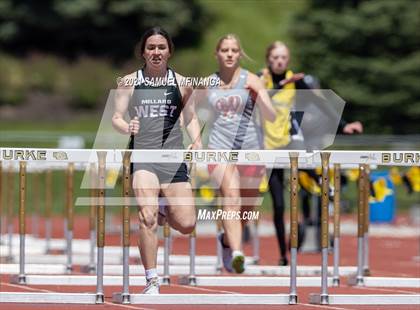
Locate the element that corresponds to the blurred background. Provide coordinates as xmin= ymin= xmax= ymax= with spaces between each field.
xmin=0 ymin=0 xmax=419 ymax=217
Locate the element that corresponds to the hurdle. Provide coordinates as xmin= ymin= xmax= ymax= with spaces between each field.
xmin=187 ymin=162 xmax=197 ymax=285
xmin=6 ymin=163 xmax=14 ymax=262
xmin=346 ymin=165 xmax=420 ymax=289
xmin=1 ymin=148 xmax=419 ymax=305
xmin=101 ymin=263 xmax=357 ymax=276
xmin=44 ymin=169 xmax=53 ymax=253
xmin=309 ymin=151 xmax=420 ymax=305
xmin=64 ymin=162 xmax=74 ymax=272
xmin=178 ymin=154 xmax=357 ymax=288
xmin=112 ymin=149 xmax=298 ymax=304
xmin=363 ymin=165 xmax=370 ymax=276
xmin=332 ymin=163 xmax=341 ymax=286
xmin=177 ymin=152 xmax=329 ymax=289
xmin=116 ymin=151 xmax=132 ymax=303
xmin=0 ymin=162 xmax=3 ymax=244
xmin=81 ymin=163 xmax=97 ymax=273
xmin=0 ymin=149 xmax=111 ymax=304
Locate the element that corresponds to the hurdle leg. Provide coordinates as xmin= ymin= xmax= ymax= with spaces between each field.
xmin=252 ymin=218 xmax=260 ymax=264
xmin=332 ymin=164 xmax=341 ymax=286
xmin=81 ymin=163 xmax=97 ymax=273
xmin=320 ymin=153 xmax=331 ymax=304
xmin=288 ymin=152 xmax=299 ymax=305
xmin=45 ymin=170 xmax=52 ymax=254
xmin=215 ymin=203 xmax=223 ymax=273
xmin=31 ymin=172 xmax=40 ymax=238
xmin=363 ymin=165 xmax=370 ymax=276
xmin=88 ymin=202 xmax=97 ymax=273
xmin=121 ymin=152 xmax=132 ymax=303
xmin=95 ymin=151 xmax=107 ymax=304
xmin=65 ymin=163 xmax=74 ymax=273
xmin=18 ymin=161 xmax=27 ymax=284
xmin=7 ymin=164 xmax=14 ymax=262
xmin=0 ymin=162 xmax=2 ymax=239
xmin=355 ymin=164 xmax=366 ymax=286
xmin=188 ymin=229 xmax=197 ymax=285
xmin=162 ymin=222 xmax=171 ymax=284
xmin=187 ymin=162 xmax=197 ymax=285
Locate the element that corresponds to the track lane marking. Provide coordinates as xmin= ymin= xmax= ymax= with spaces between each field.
xmin=1 ymin=281 xmax=155 ymax=310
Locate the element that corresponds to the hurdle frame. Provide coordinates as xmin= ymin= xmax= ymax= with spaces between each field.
xmin=0 ymin=150 xmax=110 ymax=304
xmin=1 ymin=148 xmax=419 ymax=305
xmin=309 ymin=151 xmax=420 ymax=305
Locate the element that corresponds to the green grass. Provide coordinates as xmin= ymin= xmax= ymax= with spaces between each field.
xmin=0 ymin=116 xmax=101 ymax=133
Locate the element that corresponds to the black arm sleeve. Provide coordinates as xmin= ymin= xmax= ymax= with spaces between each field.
xmin=295 ymin=79 xmax=311 ymax=90
xmin=337 ymin=119 xmax=348 ymax=134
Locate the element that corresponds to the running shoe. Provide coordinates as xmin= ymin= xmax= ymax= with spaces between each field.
xmin=231 ymin=251 xmax=245 ymax=274
xmin=218 ymin=233 xmax=233 ymax=272
xmin=142 ymin=277 xmax=160 ymax=294
xmin=279 ymin=256 xmax=289 ymax=266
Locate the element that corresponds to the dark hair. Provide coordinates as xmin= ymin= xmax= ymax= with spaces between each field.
xmin=137 ymin=27 xmax=174 ymax=58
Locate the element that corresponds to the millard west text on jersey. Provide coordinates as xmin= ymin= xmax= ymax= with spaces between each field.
xmin=133 ymin=98 xmax=177 ymax=118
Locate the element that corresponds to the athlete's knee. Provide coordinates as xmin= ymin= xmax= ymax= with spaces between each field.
xmin=138 ymin=208 xmax=157 ymax=229
xmin=173 ymin=217 xmax=196 ymax=235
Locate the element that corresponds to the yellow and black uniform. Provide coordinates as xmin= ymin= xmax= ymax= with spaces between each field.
xmin=258 ymin=67 xmax=310 ymax=264
xmin=260 ymin=68 xmax=299 ymax=149
xmin=260 ymin=68 xmax=351 ymax=262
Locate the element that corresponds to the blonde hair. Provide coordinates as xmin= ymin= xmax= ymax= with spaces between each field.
xmin=215 ymin=34 xmax=252 ymax=62
xmin=265 ymin=41 xmax=289 ymax=63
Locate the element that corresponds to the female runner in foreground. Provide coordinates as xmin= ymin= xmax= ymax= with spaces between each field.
xmin=206 ymin=34 xmax=276 ymax=273
xmin=112 ymin=27 xmax=202 ymax=294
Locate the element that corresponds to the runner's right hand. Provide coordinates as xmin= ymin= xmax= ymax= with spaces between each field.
xmin=279 ymin=72 xmax=305 ymax=86
xmin=128 ymin=116 xmax=139 ymax=135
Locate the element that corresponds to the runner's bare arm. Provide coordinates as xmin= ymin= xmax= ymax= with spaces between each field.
xmin=177 ymin=73 xmax=203 ymax=149
xmin=112 ymin=73 xmax=139 ymax=135
xmin=246 ymin=73 xmax=276 ymax=122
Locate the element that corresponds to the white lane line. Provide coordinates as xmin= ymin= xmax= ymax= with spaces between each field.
xmin=1 ymin=281 xmax=155 ymax=310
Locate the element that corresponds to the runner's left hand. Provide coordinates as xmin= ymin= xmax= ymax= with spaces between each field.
xmin=245 ymin=83 xmax=258 ymax=102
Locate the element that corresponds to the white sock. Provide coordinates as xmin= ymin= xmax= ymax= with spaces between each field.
xmin=145 ymin=268 xmax=158 ymax=280
xmin=232 ymin=250 xmax=243 ymax=258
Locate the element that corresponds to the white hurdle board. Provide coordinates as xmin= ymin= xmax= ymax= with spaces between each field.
xmin=112 ymin=293 xmax=291 ymax=305
xmin=348 ymin=276 xmax=420 ymax=288
xmin=178 ymin=276 xmax=333 ymax=287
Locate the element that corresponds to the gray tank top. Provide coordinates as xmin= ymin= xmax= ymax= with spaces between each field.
xmin=208 ymin=69 xmax=263 ymax=150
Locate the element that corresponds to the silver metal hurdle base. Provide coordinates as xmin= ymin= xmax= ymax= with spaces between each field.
xmin=309 ymin=293 xmax=420 ymax=305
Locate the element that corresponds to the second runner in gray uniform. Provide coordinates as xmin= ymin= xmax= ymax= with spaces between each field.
xmin=208 ymin=68 xmax=263 ymax=150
